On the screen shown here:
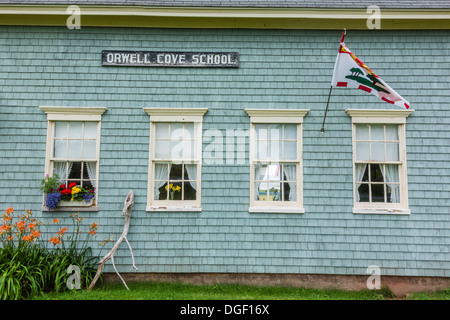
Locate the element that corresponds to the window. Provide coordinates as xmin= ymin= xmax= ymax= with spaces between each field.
xmin=245 ymin=109 xmax=309 ymax=213
xmin=346 ymin=109 xmax=413 ymax=214
xmin=40 ymin=107 xmax=107 ymax=211
xmin=144 ymin=108 xmax=208 ymax=211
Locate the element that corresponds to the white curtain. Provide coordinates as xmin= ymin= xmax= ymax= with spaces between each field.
xmin=383 ymin=164 xmax=400 ymax=203
xmin=185 ymin=164 xmax=197 ymax=191
xmin=154 ymin=163 xmax=170 ymax=199
xmin=355 ymin=163 xmax=367 ymax=202
xmin=254 ymin=164 xmax=267 ymax=200
xmin=85 ymin=162 xmax=97 ymax=188
xmin=53 ymin=161 xmax=73 ymax=183
xmin=283 ymin=164 xmax=296 ymax=201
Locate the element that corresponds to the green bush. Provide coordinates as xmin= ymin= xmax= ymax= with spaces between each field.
xmin=0 ymin=207 xmax=109 ymax=300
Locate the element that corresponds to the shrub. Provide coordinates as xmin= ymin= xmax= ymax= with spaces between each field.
xmin=0 ymin=207 xmax=111 ymax=300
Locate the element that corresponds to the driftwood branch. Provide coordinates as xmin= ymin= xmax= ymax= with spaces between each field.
xmin=88 ymin=189 xmax=138 ymax=290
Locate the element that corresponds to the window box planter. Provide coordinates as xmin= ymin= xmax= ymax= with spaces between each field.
xmin=58 ymin=199 xmax=94 ymax=207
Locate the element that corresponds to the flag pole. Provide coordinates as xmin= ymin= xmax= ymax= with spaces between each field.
xmin=321 ymin=85 xmax=333 ymax=134
xmin=321 ymin=29 xmax=346 ymax=134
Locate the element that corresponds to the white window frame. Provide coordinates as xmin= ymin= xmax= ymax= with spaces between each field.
xmin=40 ymin=106 xmax=107 ymax=212
xmin=346 ymin=109 xmax=414 ymax=215
xmin=245 ymin=109 xmax=309 ymax=214
xmin=144 ymin=108 xmax=208 ymax=212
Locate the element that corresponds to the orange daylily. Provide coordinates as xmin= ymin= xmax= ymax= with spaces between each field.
xmin=49 ymin=236 xmax=61 ymax=245
xmin=57 ymin=227 xmax=67 ymax=236
xmin=15 ymin=220 xmax=26 ymax=232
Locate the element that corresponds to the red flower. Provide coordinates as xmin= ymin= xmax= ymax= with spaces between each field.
xmin=59 ymin=184 xmax=66 ymax=190
xmin=61 ymin=189 xmax=72 ymax=196
xmin=68 ymin=182 xmax=77 ymax=189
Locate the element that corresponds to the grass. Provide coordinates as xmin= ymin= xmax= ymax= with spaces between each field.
xmin=32 ymin=281 xmax=449 ymax=300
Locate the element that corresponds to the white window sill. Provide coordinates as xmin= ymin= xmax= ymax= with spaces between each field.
xmin=249 ymin=206 xmax=305 ymax=214
xmin=146 ymin=205 xmax=202 ymax=212
xmin=41 ymin=206 xmax=100 ymax=212
xmin=353 ymin=207 xmax=410 ymax=215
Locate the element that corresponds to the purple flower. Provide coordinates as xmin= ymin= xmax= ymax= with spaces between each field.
xmin=45 ymin=192 xmax=61 ymax=209
xmin=83 ymin=193 xmax=95 ymax=203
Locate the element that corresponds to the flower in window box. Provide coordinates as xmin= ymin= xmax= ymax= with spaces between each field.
xmin=68 ymin=182 xmax=77 ymax=189
xmin=41 ymin=174 xmax=96 ymax=208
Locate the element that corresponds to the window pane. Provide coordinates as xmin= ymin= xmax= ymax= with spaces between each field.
xmin=183 ymin=181 xmax=196 ymax=200
xmin=69 ymin=122 xmax=83 ymax=139
xmin=53 ymin=140 xmax=66 ymax=158
xmin=256 ymin=140 xmax=268 ymax=160
xmin=184 ymin=123 xmax=196 ymax=140
xmin=283 ymin=164 xmax=296 ymax=182
xmin=360 ymin=165 xmax=369 ymax=182
xmin=256 ymin=182 xmax=268 ymax=201
xmin=167 ymin=183 xmax=182 ymax=200
xmin=155 ymin=140 xmax=169 ymax=159
xmin=68 ymin=140 xmax=82 ymax=159
xmin=356 ymin=142 xmax=370 ymax=161
xmin=254 ymin=164 xmax=268 ymax=181
xmin=83 ymin=140 xmax=96 ymax=159
xmin=182 ymin=140 xmax=195 ymax=160
xmin=82 ymin=163 xmax=95 ymax=189
xmin=284 ymin=124 xmax=297 ymax=140
xmin=388 ymin=184 xmax=400 ymax=203
xmin=53 ymin=161 xmax=67 ymax=182
xmin=267 ymin=164 xmax=281 ymax=181
xmin=370 ymin=164 xmax=384 ymax=182
xmin=169 ymin=164 xmax=183 ymax=181
xmin=84 ymin=122 xmax=97 ymax=139
xmin=255 ymin=124 xmax=268 ymax=140
xmin=358 ymin=183 xmax=369 ymax=202
xmin=356 ymin=124 xmax=369 ymax=140
xmin=154 ymin=163 xmax=169 ymax=181
xmin=268 ymin=139 xmax=282 ymax=160
xmin=83 ymin=162 xmax=96 ymax=180
xmin=371 ymin=142 xmax=385 ymax=161
xmin=371 ymin=184 xmax=385 ymax=202
xmin=283 ymin=182 xmax=296 ymax=201
xmin=155 ymin=123 xmax=169 ymax=139
xmin=54 ymin=122 xmax=68 ymax=138
xmin=371 ymin=124 xmax=384 ymax=141
xmin=184 ymin=164 xmax=197 ymax=181
xmin=68 ymin=162 xmax=82 ymax=180
xmin=385 ymin=164 xmax=399 ymax=182
xmin=386 ymin=143 xmax=399 ymax=161
xmin=170 ymin=123 xmax=183 ymax=137
xmin=385 ymin=125 xmax=398 ymax=141
xmin=170 ymin=140 xmax=184 ymax=160
xmin=283 ymin=141 xmax=297 ymax=160
xmin=156 ymin=182 xmax=167 ymax=200
xmin=269 ymin=124 xmax=282 ymax=141
xmin=269 ymin=183 xmax=281 ymax=201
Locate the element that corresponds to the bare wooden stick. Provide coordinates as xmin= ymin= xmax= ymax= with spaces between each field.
xmin=88 ymin=189 xmax=136 ymax=290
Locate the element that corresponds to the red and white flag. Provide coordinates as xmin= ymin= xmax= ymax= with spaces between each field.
xmin=331 ymin=33 xmax=410 ymax=109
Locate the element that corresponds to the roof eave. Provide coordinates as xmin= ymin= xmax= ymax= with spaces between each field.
xmin=0 ymin=5 xmax=449 ymax=29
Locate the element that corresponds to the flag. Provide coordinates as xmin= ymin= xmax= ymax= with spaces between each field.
xmin=331 ymin=33 xmax=410 ymax=109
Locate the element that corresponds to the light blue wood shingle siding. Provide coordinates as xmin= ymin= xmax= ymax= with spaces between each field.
xmin=0 ymin=27 xmax=449 ymax=277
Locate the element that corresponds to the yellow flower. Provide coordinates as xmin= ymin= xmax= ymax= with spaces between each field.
xmin=71 ymin=187 xmax=82 ymax=194
xmin=175 ymin=185 xmax=181 ymax=192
